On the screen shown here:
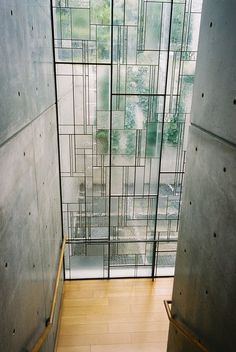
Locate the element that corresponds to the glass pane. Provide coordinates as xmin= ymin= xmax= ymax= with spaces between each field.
xmin=110 ymin=242 xmax=153 ymax=278
xmin=145 ymin=3 xmax=162 ymax=50
xmin=72 ymin=9 xmax=90 ymax=40
xmin=65 ymin=242 xmax=108 ymax=279
xmin=155 ymin=251 xmax=176 ymax=277
xmin=170 ymin=4 xmax=185 ymax=50
xmin=157 ymin=173 xmax=181 ymax=222
xmin=54 ymin=0 xmax=202 ymax=278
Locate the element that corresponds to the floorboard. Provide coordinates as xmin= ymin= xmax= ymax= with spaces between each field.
xmin=56 ymin=278 xmax=173 ymax=352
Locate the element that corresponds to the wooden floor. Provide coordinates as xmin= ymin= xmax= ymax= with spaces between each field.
xmin=56 ymin=278 xmax=173 ymax=352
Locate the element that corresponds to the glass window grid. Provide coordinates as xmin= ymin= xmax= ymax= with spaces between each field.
xmin=53 ymin=0 xmax=202 ymax=279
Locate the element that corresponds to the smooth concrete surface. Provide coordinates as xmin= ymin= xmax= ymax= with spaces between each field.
xmin=167 ymin=1 xmax=236 ymax=351
xmin=167 ymin=127 xmax=236 ymax=351
xmin=0 ymin=0 xmax=55 ymax=146
xmin=191 ymin=0 xmax=236 ymax=145
xmin=0 ymin=1 xmax=62 ymax=351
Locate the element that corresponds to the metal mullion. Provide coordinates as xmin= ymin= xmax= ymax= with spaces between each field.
xmin=151 ymin=238 xmax=157 ymax=280
xmin=112 ymin=93 xmax=165 ymax=96
xmin=50 ymin=0 xmax=66 ymax=279
xmin=87 ymin=64 xmax=90 ymax=126
xmin=82 ymin=64 xmax=87 ymax=134
xmin=143 ymin=129 xmax=148 ymax=196
xmin=135 ymin=0 xmax=139 ymax=64
xmin=55 ymin=62 xmax=112 ymax=65
xmin=151 ymin=0 xmax=173 ymax=278
xmin=133 ymin=128 xmax=139 ymax=197
xmin=148 ymin=156 xmax=152 ymax=200
xmin=54 ymin=49 xmax=196 ymax=57
xmin=175 ymin=122 xmax=184 ymax=186
xmin=83 ymin=149 xmax=87 ymax=239
xmin=67 ymin=239 xmax=178 ymax=244
xmin=174 ymin=0 xmax=187 ymax=126
xmin=108 ymin=0 xmax=114 ymax=279
xmin=155 ymin=231 xmax=161 ymax=277
xmin=65 ymin=274 xmax=174 ymax=281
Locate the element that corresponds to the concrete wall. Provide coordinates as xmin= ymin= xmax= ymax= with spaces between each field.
xmin=0 ymin=1 xmax=63 ymax=351
xmin=167 ymin=1 xmax=236 ymax=351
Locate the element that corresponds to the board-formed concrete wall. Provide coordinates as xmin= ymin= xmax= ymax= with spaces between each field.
xmin=0 ymin=1 xmax=63 ymax=351
xmin=167 ymin=1 xmax=236 ymax=351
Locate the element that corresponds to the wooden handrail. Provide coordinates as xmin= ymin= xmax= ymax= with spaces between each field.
xmin=31 ymin=237 xmax=67 ymax=352
xmin=164 ymin=300 xmax=208 ymax=352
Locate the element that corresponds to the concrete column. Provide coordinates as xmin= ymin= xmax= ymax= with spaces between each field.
xmin=167 ymin=1 xmax=236 ymax=351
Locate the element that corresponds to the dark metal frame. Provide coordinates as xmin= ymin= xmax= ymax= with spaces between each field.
xmin=51 ymin=0 xmax=200 ymax=280
xmin=50 ymin=0 xmax=65 ymax=279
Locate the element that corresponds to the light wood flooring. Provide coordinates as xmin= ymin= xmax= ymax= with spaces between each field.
xmin=56 ymin=278 xmax=173 ymax=352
